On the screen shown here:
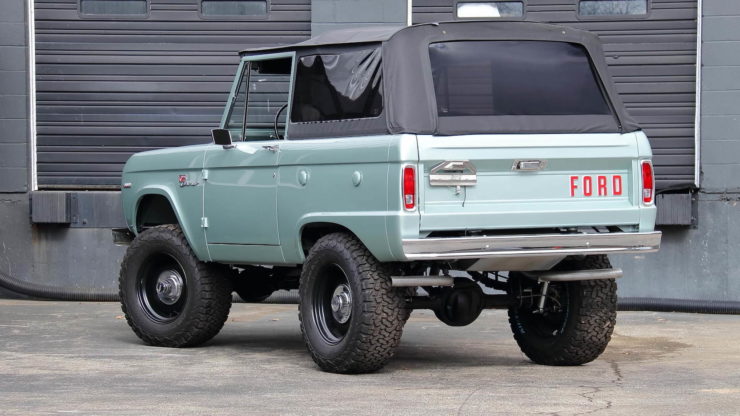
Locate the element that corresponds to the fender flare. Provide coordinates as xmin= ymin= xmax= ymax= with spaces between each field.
xmin=132 ymin=186 xmax=210 ymax=261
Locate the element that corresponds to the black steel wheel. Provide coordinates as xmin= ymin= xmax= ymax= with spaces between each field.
xmin=311 ymin=263 xmax=352 ymax=344
xmin=507 ymin=255 xmax=617 ymax=366
xmin=136 ymin=252 xmax=188 ymax=323
xmin=119 ymin=224 xmax=232 ymax=347
xmin=299 ymin=232 xmax=406 ymax=374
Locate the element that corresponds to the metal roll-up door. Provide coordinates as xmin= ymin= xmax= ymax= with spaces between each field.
xmin=35 ymin=0 xmax=310 ymax=188
xmin=413 ymin=0 xmax=697 ymax=190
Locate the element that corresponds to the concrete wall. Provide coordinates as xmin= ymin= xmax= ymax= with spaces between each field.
xmin=0 ymin=0 xmax=28 ymax=193
xmin=30 ymin=227 xmax=125 ymax=291
xmin=614 ymin=195 xmax=740 ymax=301
xmin=0 ymin=0 xmax=31 ymax=298
xmin=614 ymin=0 xmax=740 ymax=301
xmin=1 ymin=198 xmax=125 ymax=296
xmin=700 ymin=1 xmax=740 ymax=192
xmin=311 ymin=0 xmax=406 ymax=35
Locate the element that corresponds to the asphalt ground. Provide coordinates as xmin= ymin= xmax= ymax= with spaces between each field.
xmin=1 ymin=299 xmax=739 ymax=415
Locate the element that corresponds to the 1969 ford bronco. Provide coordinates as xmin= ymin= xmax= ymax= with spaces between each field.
xmin=116 ymin=21 xmax=662 ymax=373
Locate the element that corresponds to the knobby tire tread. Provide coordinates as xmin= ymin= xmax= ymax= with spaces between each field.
xmin=508 ymin=255 xmax=617 ymax=366
xmin=299 ymin=233 xmax=406 ymax=374
xmin=119 ymin=224 xmax=232 ymax=348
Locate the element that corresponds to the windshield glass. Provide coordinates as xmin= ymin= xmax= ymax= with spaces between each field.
xmin=429 ymin=41 xmax=612 ymax=117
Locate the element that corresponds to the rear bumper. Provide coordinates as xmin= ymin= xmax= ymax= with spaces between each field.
xmin=401 ymin=231 xmax=662 ymax=261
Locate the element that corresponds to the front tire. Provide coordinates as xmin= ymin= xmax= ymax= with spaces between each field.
xmin=299 ymin=233 xmax=406 ymax=373
xmin=507 ymin=255 xmax=617 ymax=366
xmin=119 ymin=224 xmax=232 ymax=347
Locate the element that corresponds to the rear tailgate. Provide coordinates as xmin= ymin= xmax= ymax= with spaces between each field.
xmin=417 ymin=132 xmax=641 ymax=232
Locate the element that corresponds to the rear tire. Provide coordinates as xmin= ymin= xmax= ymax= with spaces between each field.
xmin=507 ymin=255 xmax=617 ymax=366
xmin=119 ymin=224 xmax=232 ymax=347
xmin=298 ymin=232 xmax=406 ymax=373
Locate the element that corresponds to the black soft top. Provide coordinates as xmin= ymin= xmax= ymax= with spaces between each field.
xmin=239 ymin=25 xmax=400 ymax=54
xmin=241 ymin=21 xmax=640 ymax=137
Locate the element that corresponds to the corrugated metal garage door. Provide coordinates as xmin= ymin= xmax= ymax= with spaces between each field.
xmin=413 ymin=0 xmax=697 ymax=190
xmin=35 ymin=0 xmax=310 ymax=188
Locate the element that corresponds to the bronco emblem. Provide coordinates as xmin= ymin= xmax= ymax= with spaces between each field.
xmin=178 ymin=174 xmax=198 ymax=187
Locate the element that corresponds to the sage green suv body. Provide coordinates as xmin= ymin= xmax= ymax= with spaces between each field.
xmin=122 ymin=130 xmax=660 ymax=270
xmin=117 ymin=21 xmax=661 ymax=374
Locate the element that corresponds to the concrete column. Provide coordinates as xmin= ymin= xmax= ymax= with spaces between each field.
xmin=0 ymin=0 xmax=32 ymax=297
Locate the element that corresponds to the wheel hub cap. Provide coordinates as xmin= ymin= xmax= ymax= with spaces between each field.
xmin=155 ymin=270 xmax=184 ymax=305
xmin=330 ymin=284 xmax=352 ymax=324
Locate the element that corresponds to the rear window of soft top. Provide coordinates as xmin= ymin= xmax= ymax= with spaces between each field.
xmin=429 ymin=40 xmax=612 ymax=117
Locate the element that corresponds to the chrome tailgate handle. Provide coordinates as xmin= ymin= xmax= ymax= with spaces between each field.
xmin=429 ymin=160 xmax=477 ymax=186
xmin=512 ymin=160 xmax=546 ymax=171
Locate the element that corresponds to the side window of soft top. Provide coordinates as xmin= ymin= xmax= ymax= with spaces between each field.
xmin=290 ymin=47 xmax=383 ymax=123
xmin=225 ymin=57 xmax=292 ymax=141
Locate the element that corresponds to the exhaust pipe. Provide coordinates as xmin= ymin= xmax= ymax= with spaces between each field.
xmin=391 ymin=276 xmax=454 ymax=287
xmin=528 ymin=268 xmax=623 ymax=282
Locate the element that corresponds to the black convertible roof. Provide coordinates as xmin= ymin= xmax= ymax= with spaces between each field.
xmin=240 ymin=21 xmax=604 ymax=55
xmin=241 ymin=21 xmax=640 ymax=137
xmin=240 ymin=25 xmax=400 ymax=54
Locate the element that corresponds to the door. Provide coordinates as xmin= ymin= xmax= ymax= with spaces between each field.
xmin=204 ymin=54 xmax=293 ymax=250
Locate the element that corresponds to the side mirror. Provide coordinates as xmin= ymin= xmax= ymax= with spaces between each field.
xmin=211 ymin=129 xmax=235 ymax=149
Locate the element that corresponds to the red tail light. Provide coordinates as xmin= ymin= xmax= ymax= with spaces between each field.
xmin=641 ymin=160 xmax=654 ymax=205
xmin=403 ymin=165 xmax=416 ymax=210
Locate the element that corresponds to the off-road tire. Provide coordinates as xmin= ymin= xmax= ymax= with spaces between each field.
xmin=119 ymin=224 xmax=232 ymax=347
xmin=298 ymin=232 xmax=407 ymax=374
xmin=507 ymin=255 xmax=617 ymax=366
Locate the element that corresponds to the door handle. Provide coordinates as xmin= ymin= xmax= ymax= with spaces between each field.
xmin=512 ymin=160 xmax=546 ymax=171
xmin=262 ymin=145 xmax=279 ymax=153
xmin=429 ymin=160 xmax=477 ymax=186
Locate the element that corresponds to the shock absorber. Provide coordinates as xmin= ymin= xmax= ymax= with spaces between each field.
xmin=535 ymin=280 xmax=550 ymax=314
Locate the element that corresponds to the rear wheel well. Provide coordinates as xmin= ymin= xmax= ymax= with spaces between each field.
xmin=136 ymin=194 xmax=178 ymax=231
xmin=300 ymin=223 xmax=356 ymax=256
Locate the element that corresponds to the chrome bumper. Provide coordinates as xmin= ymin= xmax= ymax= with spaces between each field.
xmin=401 ymin=231 xmax=662 ymax=261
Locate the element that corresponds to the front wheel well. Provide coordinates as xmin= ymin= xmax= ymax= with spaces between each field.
xmin=136 ymin=194 xmax=178 ymax=231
